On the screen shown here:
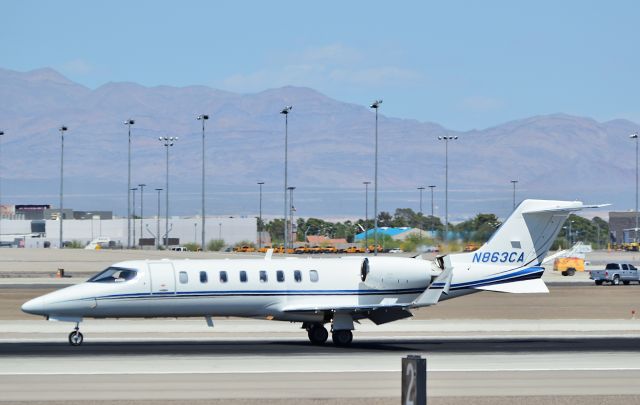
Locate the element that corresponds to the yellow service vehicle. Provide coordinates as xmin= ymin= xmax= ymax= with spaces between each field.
xmin=553 ymin=257 xmax=585 ymax=276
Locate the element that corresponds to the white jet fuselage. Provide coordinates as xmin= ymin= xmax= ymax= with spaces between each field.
xmin=23 ymin=256 xmax=434 ymax=322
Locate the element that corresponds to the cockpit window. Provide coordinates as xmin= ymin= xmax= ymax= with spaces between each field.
xmin=88 ymin=267 xmax=137 ymax=283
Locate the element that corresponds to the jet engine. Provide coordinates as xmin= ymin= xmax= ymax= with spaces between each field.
xmin=359 ymin=257 xmax=432 ymax=290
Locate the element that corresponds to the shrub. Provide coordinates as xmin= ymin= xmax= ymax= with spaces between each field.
xmin=207 ymin=239 xmax=225 ymax=251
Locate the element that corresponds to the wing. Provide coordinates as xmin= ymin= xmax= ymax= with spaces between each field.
xmin=281 ymin=260 xmax=455 ymax=324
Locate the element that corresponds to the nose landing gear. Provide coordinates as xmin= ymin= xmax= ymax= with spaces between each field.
xmin=68 ymin=323 xmax=83 ymax=346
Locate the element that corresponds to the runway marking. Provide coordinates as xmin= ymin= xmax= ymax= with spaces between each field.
xmin=2 ymin=367 xmax=640 ymax=376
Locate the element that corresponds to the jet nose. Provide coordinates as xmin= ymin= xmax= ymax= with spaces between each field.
xmin=22 ymin=296 xmax=47 ymax=315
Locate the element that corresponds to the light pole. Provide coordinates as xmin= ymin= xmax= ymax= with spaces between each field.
xmin=58 ymin=126 xmax=68 ymax=248
xmin=194 ymin=222 xmax=197 ymax=244
xmin=258 ymin=181 xmax=265 ymax=249
xmin=218 ymin=222 xmax=222 ymax=240
xmin=159 ymin=136 xmax=178 ymax=248
xmin=511 ymin=180 xmax=518 ymax=211
xmin=288 ymin=186 xmax=296 ymax=245
xmin=138 ymin=183 xmax=146 ymax=247
xmin=197 ymin=114 xmax=209 ymax=250
xmin=0 ymin=130 xmax=4 ymax=242
xmin=370 ymin=99 xmax=382 ymax=255
xmin=418 ymin=186 xmax=425 ymax=239
xmin=631 ymin=133 xmax=639 ymax=242
xmin=438 ymin=135 xmax=458 ymax=245
xmin=86 ymin=212 xmax=93 ymax=240
xmin=569 ymin=220 xmax=574 ymax=245
xmin=428 ymin=185 xmax=436 ymax=218
xmin=363 ymin=181 xmax=371 ymax=251
xmin=124 ymin=119 xmax=135 ymax=248
xmin=155 ymin=188 xmax=162 ymax=248
xmin=280 ymin=106 xmax=292 ymax=251
xmin=130 ymin=187 xmax=137 ymax=247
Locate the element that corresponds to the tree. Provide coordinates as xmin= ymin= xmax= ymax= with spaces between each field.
xmin=377 ymin=211 xmax=393 ymax=227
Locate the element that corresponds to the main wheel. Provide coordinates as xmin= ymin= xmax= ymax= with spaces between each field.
xmin=307 ymin=325 xmax=328 ymax=345
xmin=613 ymin=276 xmax=620 ymax=286
xmin=332 ymin=330 xmax=353 ymax=346
xmin=68 ymin=331 xmax=83 ymax=346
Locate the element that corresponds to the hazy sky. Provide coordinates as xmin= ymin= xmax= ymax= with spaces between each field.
xmin=2 ymin=0 xmax=638 ymax=130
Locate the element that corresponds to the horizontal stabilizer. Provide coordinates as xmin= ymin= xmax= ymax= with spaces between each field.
xmin=473 ymin=278 xmax=549 ymax=294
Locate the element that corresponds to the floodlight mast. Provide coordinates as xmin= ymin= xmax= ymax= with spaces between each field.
xmin=369 ymin=99 xmax=382 ymax=255
xmin=631 ymin=132 xmax=639 ymax=241
xmin=437 ymin=135 xmax=458 ymax=245
xmin=58 ymin=126 xmax=68 ymax=249
xmin=197 ymin=114 xmax=209 ymax=250
xmin=280 ymin=106 xmax=292 ymax=252
xmin=124 ymin=119 xmax=135 ymax=248
xmin=158 ymin=136 xmax=178 ymax=248
xmin=0 ymin=131 xmax=4 ymax=241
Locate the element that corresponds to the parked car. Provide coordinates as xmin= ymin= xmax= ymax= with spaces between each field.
xmin=389 ymin=248 xmax=404 ymax=253
xmin=590 ymin=263 xmax=640 ymax=285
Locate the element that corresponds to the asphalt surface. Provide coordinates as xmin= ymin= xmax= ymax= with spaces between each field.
xmin=2 ymin=249 xmax=640 ymax=404
xmin=1 ymin=336 xmax=639 ymax=356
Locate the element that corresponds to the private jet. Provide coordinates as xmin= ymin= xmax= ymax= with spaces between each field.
xmin=22 ymin=199 xmax=599 ymax=346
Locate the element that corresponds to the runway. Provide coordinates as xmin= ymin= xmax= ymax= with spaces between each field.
xmin=3 ymin=251 xmax=640 ymax=404
xmin=1 ymin=336 xmax=640 ymax=403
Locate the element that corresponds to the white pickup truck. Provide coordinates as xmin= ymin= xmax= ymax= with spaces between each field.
xmin=590 ymin=263 xmax=640 ymax=285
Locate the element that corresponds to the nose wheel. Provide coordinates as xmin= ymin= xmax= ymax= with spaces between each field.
xmin=68 ymin=324 xmax=83 ymax=346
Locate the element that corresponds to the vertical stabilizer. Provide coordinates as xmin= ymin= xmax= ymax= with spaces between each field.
xmin=451 ymin=200 xmax=586 ymax=268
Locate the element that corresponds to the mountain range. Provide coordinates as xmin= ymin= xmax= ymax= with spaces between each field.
xmin=0 ymin=67 xmax=636 ymax=220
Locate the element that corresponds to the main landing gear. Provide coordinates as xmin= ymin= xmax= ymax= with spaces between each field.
xmin=304 ymin=323 xmax=353 ymax=346
xmin=306 ymin=323 xmax=329 ymax=345
xmin=331 ymin=329 xmax=353 ymax=346
xmin=68 ymin=323 xmax=83 ymax=346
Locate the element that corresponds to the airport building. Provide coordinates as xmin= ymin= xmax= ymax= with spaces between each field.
xmin=0 ymin=204 xmax=257 ymax=248
xmin=608 ymin=211 xmax=639 ymax=243
xmin=354 ymin=227 xmax=430 ymax=242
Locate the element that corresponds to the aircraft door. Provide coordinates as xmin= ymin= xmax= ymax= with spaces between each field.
xmin=149 ymin=262 xmax=176 ymax=294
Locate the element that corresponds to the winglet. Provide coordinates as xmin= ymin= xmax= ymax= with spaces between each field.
xmin=410 ymin=255 xmax=454 ymax=308
xmin=265 ymin=249 xmax=274 ymax=260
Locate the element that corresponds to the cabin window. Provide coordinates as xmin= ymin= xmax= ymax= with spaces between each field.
xmin=310 ymin=270 xmax=319 ymax=282
xmin=200 ymin=271 xmax=208 ymax=283
xmin=294 ymin=270 xmax=302 ymax=282
xmin=259 ymin=270 xmax=268 ymax=283
xmin=631 ymin=265 xmax=638 ymax=270
xmin=622 ymin=264 xmax=629 ymax=270
xmin=179 ymin=271 xmax=188 ymax=284
xmin=87 ymin=267 xmax=137 ymax=283
xmin=219 ymin=271 xmax=228 ymax=283
xmin=606 ymin=263 xmax=620 ymax=270
xmin=276 ymin=270 xmax=285 ymax=282
xmin=240 ymin=271 xmax=248 ymax=282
